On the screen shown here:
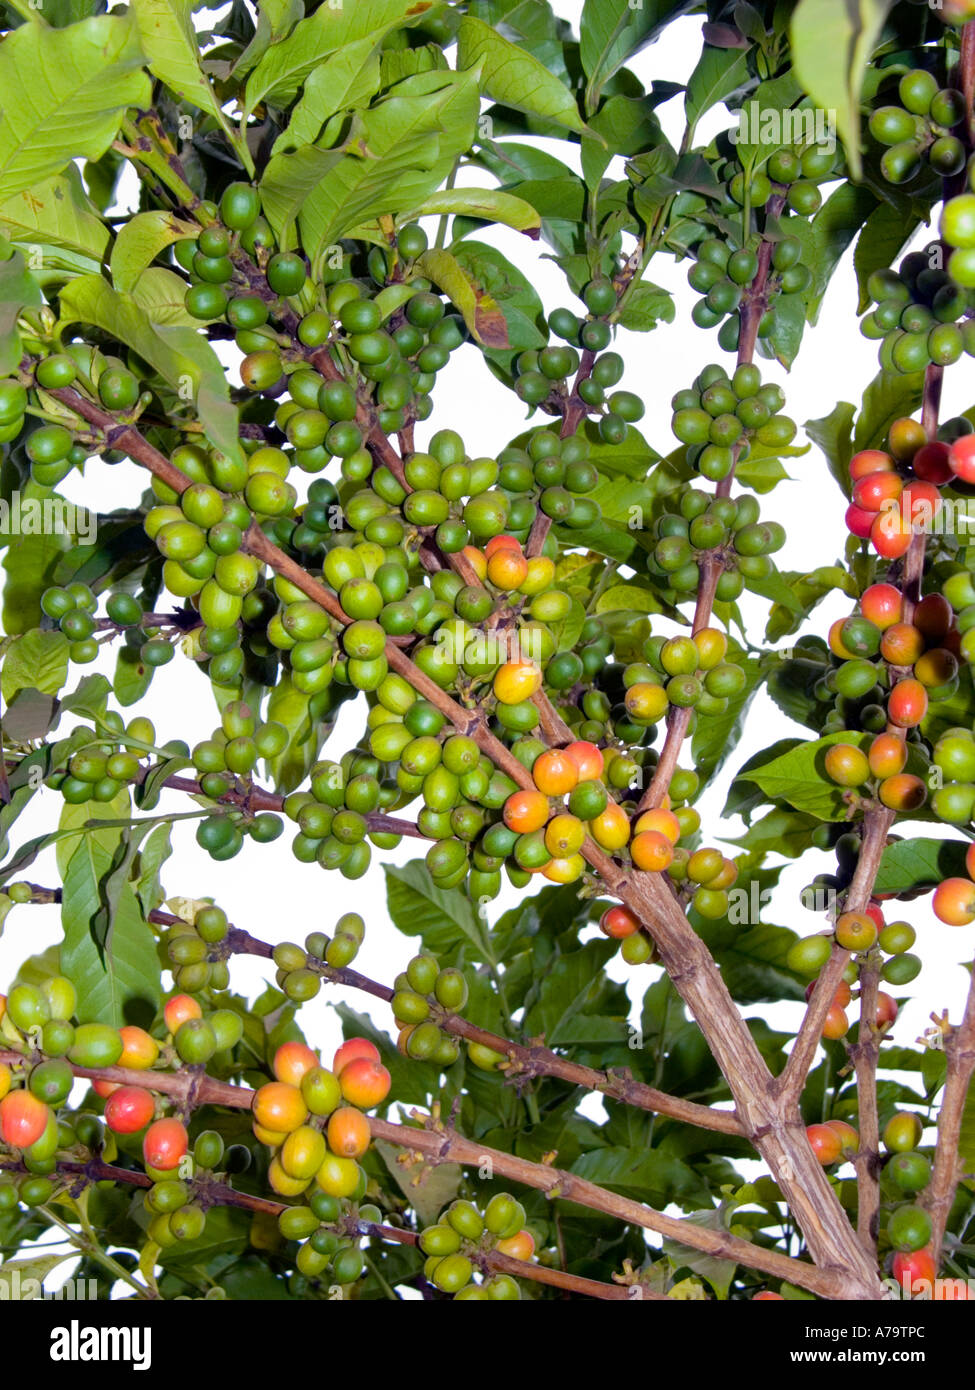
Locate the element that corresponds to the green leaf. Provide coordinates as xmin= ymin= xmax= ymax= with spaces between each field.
xmin=58 ymin=795 xmax=162 ymax=1027
xmin=685 ymin=42 xmax=751 ymax=130
xmin=616 ymin=282 xmax=675 ymax=333
xmin=790 ymin=0 xmax=894 ymax=180
xmin=579 ymin=0 xmax=693 ymax=107
xmin=114 ymin=645 xmax=154 ymax=708
xmin=58 ymin=275 xmax=244 ymax=469
xmin=795 ymin=182 xmax=878 ymax=323
xmin=854 ymin=368 xmax=924 ymax=454
xmin=1 ymin=630 xmax=69 ymax=702
xmin=129 ymin=266 xmax=202 ymax=327
xmin=523 ymin=939 xmax=617 ymax=1044
xmin=0 ymin=167 xmax=109 ymax=262
xmin=874 ymin=838 xmax=967 ymax=896
xmin=458 ymin=14 xmax=588 ymax=135
xmin=747 ymin=731 xmax=874 ymax=820
xmin=805 ymin=400 xmax=856 ymax=500
xmin=957 ymin=1071 xmax=975 ymax=1185
xmin=404 ymin=188 xmax=541 ymax=237
xmin=110 ymin=210 xmax=197 ymax=294
xmin=270 ymin=38 xmax=382 ymax=154
xmin=724 ymin=807 xmax=821 ymax=860
xmin=0 ymin=1253 xmax=73 ymax=1289
xmin=265 ymin=674 xmax=330 ymax=793
xmin=695 ymin=915 xmax=805 ymax=1004
xmin=594 ymin=583 xmax=657 ymax=616
xmin=582 ymin=95 xmax=664 ymax=190
xmin=0 ymin=14 xmax=151 ymax=202
xmin=243 ymin=0 xmax=436 ymax=121
xmin=131 ymin=0 xmax=247 ymax=164
xmin=765 ymin=565 xmax=859 ymax=643
xmin=385 ymin=861 xmax=496 ymax=964
xmin=0 ymin=248 xmax=42 ymax=375
xmin=415 ymin=247 xmax=509 ymax=348
xmin=284 ymin=72 xmax=480 ymax=262
xmin=134 ymin=823 xmax=172 ymax=916
xmin=258 ymin=146 xmax=343 ymax=249
xmin=569 ymin=1145 xmax=703 ymax=1209
xmin=854 ymin=202 xmax=919 ymax=314
xmin=448 ymin=241 xmax=546 ymax=356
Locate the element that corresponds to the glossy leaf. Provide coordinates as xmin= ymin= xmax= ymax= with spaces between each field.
xmin=0 ymin=15 xmax=150 ymax=201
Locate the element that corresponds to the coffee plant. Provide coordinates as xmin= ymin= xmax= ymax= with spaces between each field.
xmin=2 ymin=0 xmax=975 ymax=1309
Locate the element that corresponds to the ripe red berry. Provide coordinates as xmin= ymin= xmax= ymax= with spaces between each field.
xmin=912 ymin=441 xmax=953 ymax=484
xmin=143 ymin=1117 xmax=188 ymax=1171
xmin=948 ymin=433 xmax=975 ymax=483
xmin=104 ymin=1086 xmax=155 ymax=1135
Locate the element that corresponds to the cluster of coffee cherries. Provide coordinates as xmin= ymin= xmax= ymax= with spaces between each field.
xmin=823 ymin=728 xmax=926 ymax=816
xmin=391 ymin=953 xmax=468 ymax=1066
xmin=0 ymin=977 xmax=210 ymax=1216
xmin=879 ymin=1113 xmax=952 ymax=1294
xmin=143 ymin=1128 xmax=233 ymax=1251
xmin=277 ymin=1183 xmax=375 ymax=1287
xmin=243 ymin=258 xmax=467 ymax=439
xmin=43 ymin=711 xmax=187 ymax=814
xmin=179 ymin=179 xmax=462 ymax=435
xmin=786 ymin=904 xmax=902 ymax=1042
xmin=686 ymin=138 xmax=840 ymax=352
xmin=624 ymin=627 xmax=747 ymax=728
xmin=250 ymin=1038 xmax=388 ymax=1209
xmin=859 ymin=249 xmax=975 ymax=374
xmin=0 ymin=974 xmax=85 ymax=1204
xmin=152 ymin=987 xmax=244 ymax=1065
xmin=418 ymin=1191 xmax=534 ymax=1298
xmin=513 ymin=284 xmax=645 ymax=444
xmin=805 ymin=1117 xmax=859 ymax=1166
xmin=20 ymin=350 xmax=146 ymax=487
xmin=648 ymin=488 xmax=785 ymax=604
xmin=843 ymin=414 xmax=975 ymax=558
xmin=869 ymin=70 xmax=966 ymax=183
xmin=670 ymin=362 xmax=797 ymax=483
xmin=814 ymin=588 xmax=955 ymax=750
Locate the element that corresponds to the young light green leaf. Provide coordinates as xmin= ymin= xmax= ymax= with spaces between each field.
xmin=0 ymin=14 xmax=151 ymax=201
xmin=243 ymin=0 xmax=438 ymax=122
xmin=1 ymin=630 xmax=69 ymax=703
xmin=790 ymin=0 xmax=894 ymax=180
xmin=131 ymin=0 xmax=248 ymax=166
xmin=0 ymin=248 xmax=42 ymax=376
xmin=110 ymin=210 xmax=197 ymax=294
xmin=129 ymin=267 xmax=201 ymax=327
xmin=0 ymin=168 xmax=109 ymax=263
xmin=271 ymin=38 xmax=382 ymax=154
xmin=401 ymin=188 xmax=541 ymax=237
xmin=295 ymin=73 xmax=480 ymax=263
xmin=259 ymin=146 xmax=345 ymax=248
xmin=457 ymin=15 xmax=588 ymax=135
